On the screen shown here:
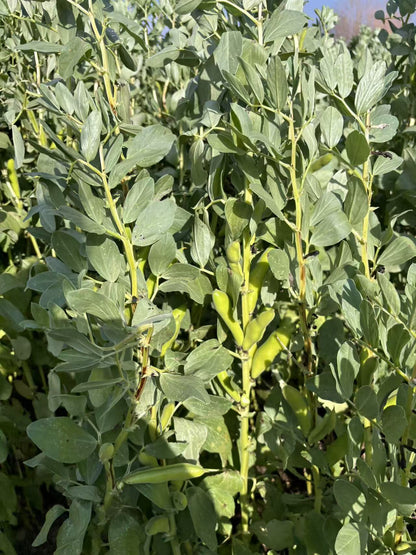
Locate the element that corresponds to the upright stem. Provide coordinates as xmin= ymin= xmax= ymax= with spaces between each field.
xmin=361 ymin=112 xmax=372 ymax=280
xmin=98 ymin=151 xmax=138 ymax=300
xmin=239 ymin=187 xmax=253 ymax=533
xmin=288 ymin=107 xmax=313 ymax=375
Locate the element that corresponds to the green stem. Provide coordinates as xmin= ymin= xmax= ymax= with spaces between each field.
xmin=239 ymin=187 xmax=254 ymax=534
xmin=22 ymin=361 xmax=35 ymax=390
xmin=312 ymin=465 xmax=322 ymax=513
xmin=287 ymin=107 xmax=313 ymax=375
xmin=168 ymin=513 xmax=181 ymax=555
xmin=219 ymin=0 xmax=260 ymax=27
xmin=361 ymin=112 xmax=373 ymax=280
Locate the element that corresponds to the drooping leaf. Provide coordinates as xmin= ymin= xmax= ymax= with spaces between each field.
xmin=27 ymin=418 xmax=97 ymax=463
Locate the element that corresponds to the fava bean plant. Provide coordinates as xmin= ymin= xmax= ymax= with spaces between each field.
xmin=1 ymin=0 xmax=416 ymax=553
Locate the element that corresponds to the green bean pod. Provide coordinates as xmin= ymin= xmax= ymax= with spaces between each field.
xmin=282 ymin=384 xmax=312 ymax=436
xmin=212 ymin=289 xmax=244 ymax=346
xmin=251 ymin=322 xmax=293 ymax=379
xmin=123 ymin=463 xmax=210 ymax=485
xmin=160 ymin=305 xmax=186 ymax=356
xmin=145 ymin=515 xmax=170 ymax=536
xmin=247 ymin=248 xmax=272 ymax=315
xmin=226 ymin=241 xmax=243 ymax=277
xmin=308 ymin=410 xmax=336 ymax=444
xmin=242 ymin=308 xmax=275 ymax=351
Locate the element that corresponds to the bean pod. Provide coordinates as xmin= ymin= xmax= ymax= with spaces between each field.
xmin=282 ymin=384 xmax=312 ymax=436
xmin=246 ymin=248 xmax=272 ymax=315
xmin=242 ymin=308 xmax=275 ymax=351
xmin=212 ymin=289 xmax=244 ymax=346
xmin=251 ymin=320 xmax=293 ymax=378
xmin=123 ymin=463 xmax=210 ymax=485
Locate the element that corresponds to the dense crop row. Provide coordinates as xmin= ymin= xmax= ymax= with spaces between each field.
xmin=1 ymin=0 xmax=416 ymax=553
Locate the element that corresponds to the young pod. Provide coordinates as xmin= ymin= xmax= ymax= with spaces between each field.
xmin=251 ymin=321 xmax=293 ymax=379
xmin=282 ymin=384 xmax=312 ymax=436
xmin=242 ymin=308 xmax=275 ymax=351
xmin=246 ymin=248 xmax=272 ymax=315
xmin=7 ymin=158 xmax=20 ymax=200
xmin=226 ymin=241 xmax=243 ymax=277
xmin=212 ymin=289 xmax=244 ymax=346
xmin=171 ymin=490 xmax=188 ymax=511
xmin=226 ymin=241 xmax=241 ymax=264
xmin=160 ymin=305 xmax=186 ymax=356
xmin=308 ymin=410 xmax=336 ymax=444
xmin=123 ymin=463 xmax=209 ymax=485
xmin=160 ymin=402 xmax=176 ymax=431
xmin=145 ymin=515 xmax=170 ymax=537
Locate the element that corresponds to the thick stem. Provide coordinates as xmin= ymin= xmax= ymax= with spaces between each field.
xmin=98 ymin=151 xmax=138 ymax=300
xmin=239 ymin=188 xmax=254 ymax=534
xmin=288 ymin=109 xmax=313 ymax=375
xmin=361 ymin=112 xmax=373 ymax=280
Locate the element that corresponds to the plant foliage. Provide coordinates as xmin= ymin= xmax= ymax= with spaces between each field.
xmin=1 ymin=0 xmax=416 ymax=553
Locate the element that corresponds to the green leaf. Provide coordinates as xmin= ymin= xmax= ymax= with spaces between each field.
xmin=81 ymin=111 xmax=102 ymax=162
xmin=86 ymin=236 xmax=123 ymax=282
xmin=355 ymin=61 xmax=397 ymax=114
xmin=252 ymin=519 xmax=294 ymax=551
xmin=59 ymin=37 xmax=91 ymax=80
xmin=238 ymin=57 xmax=264 ymax=104
xmin=378 ymin=272 xmax=400 ymax=315
xmin=225 ymin=198 xmax=252 ymax=240
xmin=334 ymin=342 xmax=360 ymax=399
xmin=12 ymin=125 xmax=24 ymax=169
xmin=335 ymin=50 xmax=354 ymax=98
xmin=379 ymin=482 xmax=416 ymax=516
xmin=132 ymin=199 xmax=176 ymax=246
xmin=346 ymin=130 xmax=370 ymax=166
xmin=266 ymin=55 xmax=288 ymax=110
xmin=59 ymin=206 xmax=105 ymax=234
xmin=333 ymin=479 xmax=366 ymax=517
xmin=66 ymin=289 xmax=121 ymax=321
xmin=148 ymin=234 xmax=176 ymax=276
xmin=108 ymin=513 xmax=145 ymax=555
xmin=27 ymin=418 xmax=97 ymax=463
xmin=190 ymin=217 xmax=214 ymax=268
xmin=382 ymin=405 xmax=407 ymax=443
xmin=51 ymin=230 xmax=87 ymax=272
xmin=335 ymin=522 xmax=361 ymax=555
xmin=159 ymin=374 xmax=210 ymax=404
xmin=0 ymin=430 xmax=7 ymax=464
xmin=187 ymin=487 xmax=218 ymax=551
xmin=268 ymin=248 xmax=289 ymax=281
xmin=377 ymin=236 xmax=416 ymax=268
xmin=174 ymin=417 xmax=208 ymax=462
xmin=264 ymin=10 xmax=307 ymax=42
xmin=183 ymin=395 xmax=232 ymax=417
xmin=32 ymin=505 xmax=67 ymax=547
xmin=214 ymin=31 xmax=243 ymax=75
xmin=55 ymin=83 xmax=75 ymax=115
xmin=222 ymin=71 xmax=251 ymax=104
xmin=176 ymin=0 xmax=202 ymax=14
xmin=19 ymin=41 xmax=64 ymax=53
xmin=126 ymin=124 xmax=175 ymax=168
xmin=320 ymin=106 xmax=343 ymax=148
xmin=196 ymin=414 xmax=232 ymax=465
xmin=311 ymin=211 xmax=351 ymax=247
xmin=122 ymin=172 xmax=154 ymax=224
xmin=345 ymin=178 xmax=368 ymax=229
xmin=55 ymin=500 xmax=91 ymax=555
xmin=184 ymin=339 xmax=233 ymax=382
xmin=355 ymin=386 xmax=378 ymax=420
xmin=372 ymin=152 xmax=403 ymax=176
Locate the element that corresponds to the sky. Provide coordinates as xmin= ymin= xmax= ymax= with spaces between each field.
xmin=303 ymin=0 xmax=385 ymax=18
xmin=303 ymin=0 xmax=337 ymax=17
